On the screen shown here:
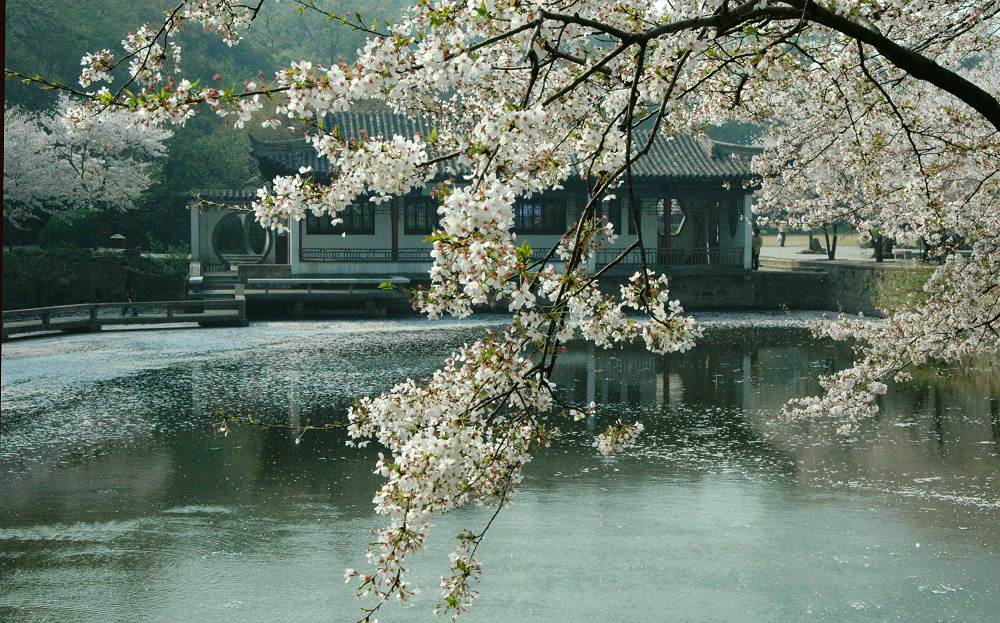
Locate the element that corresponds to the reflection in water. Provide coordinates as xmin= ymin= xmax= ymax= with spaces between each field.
xmin=1 ymin=323 xmax=998 ymax=622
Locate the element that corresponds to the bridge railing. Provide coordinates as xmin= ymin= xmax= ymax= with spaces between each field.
xmin=2 ymin=296 xmax=247 ymax=338
xmin=3 ymin=298 xmax=244 ymax=317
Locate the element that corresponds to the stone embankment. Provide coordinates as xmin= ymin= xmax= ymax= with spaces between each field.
xmin=633 ymin=257 xmax=931 ymax=315
xmin=754 ymin=256 xmax=932 ymax=315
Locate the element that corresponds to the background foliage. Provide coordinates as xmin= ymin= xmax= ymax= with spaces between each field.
xmin=4 ymin=0 xmax=407 ymax=246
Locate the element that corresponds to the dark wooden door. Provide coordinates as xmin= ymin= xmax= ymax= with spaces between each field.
xmin=276 ymin=231 xmax=289 ymax=264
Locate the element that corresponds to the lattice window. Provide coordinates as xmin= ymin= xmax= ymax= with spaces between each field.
xmin=404 ymin=199 xmax=439 ymax=235
xmin=514 ymin=200 xmax=567 ymax=234
xmin=651 ymin=198 xmax=686 ymax=237
xmin=305 ymin=203 xmax=375 ymax=235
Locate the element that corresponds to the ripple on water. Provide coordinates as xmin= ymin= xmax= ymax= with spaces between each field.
xmin=161 ymin=506 xmax=234 ymax=516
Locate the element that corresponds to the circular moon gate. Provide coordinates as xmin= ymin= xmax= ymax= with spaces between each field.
xmin=210 ymin=211 xmax=273 ymax=267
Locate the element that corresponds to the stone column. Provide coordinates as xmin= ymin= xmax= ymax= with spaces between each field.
xmin=290 ymin=217 xmax=302 ymax=275
xmin=190 ymin=204 xmax=201 ymax=262
xmin=743 ymin=192 xmax=754 ymax=271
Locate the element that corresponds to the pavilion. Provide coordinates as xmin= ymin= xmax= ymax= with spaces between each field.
xmin=189 ymin=111 xmax=759 ymax=306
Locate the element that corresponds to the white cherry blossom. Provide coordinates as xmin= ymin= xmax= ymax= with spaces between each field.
xmin=4 ymin=95 xmax=171 ymax=227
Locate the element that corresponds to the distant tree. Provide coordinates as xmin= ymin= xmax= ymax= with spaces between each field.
xmin=3 ymin=95 xmax=172 ymax=228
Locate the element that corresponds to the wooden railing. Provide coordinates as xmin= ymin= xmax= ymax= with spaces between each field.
xmin=301 ymin=247 xmax=558 ymax=263
xmin=301 ymin=247 xmax=432 ymax=262
xmin=2 ymin=297 xmax=247 ymax=341
xmin=594 ymin=247 xmax=745 ymax=268
xmin=245 ymin=277 xmax=409 ymax=294
xmin=300 ymin=246 xmax=745 ymax=268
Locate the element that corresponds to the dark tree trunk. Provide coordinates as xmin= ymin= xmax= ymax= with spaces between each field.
xmin=823 ymin=224 xmax=839 ymax=260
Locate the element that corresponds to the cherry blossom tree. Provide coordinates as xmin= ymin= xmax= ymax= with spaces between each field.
xmin=3 ymin=95 xmax=172 ymax=228
xmin=8 ymin=0 xmax=999 ymax=618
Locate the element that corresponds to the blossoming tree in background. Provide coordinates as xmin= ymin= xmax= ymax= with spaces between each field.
xmin=8 ymin=0 xmax=998 ymax=618
xmin=3 ymin=95 xmax=172 ymax=228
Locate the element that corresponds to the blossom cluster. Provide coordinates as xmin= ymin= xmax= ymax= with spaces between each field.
xmin=77 ymin=0 xmax=255 ymax=91
xmin=346 ymin=328 xmax=554 ymax=614
xmin=415 ymin=182 xmax=519 ymax=318
xmin=121 ymin=24 xmax=183 ymax=86
xmin=788 ymin=241 xmax=1000 ymax=434
xmin=252 ymin=135 xmax=431 ymax=230
xmin=594 ymin=421 xmax=645 ymax=456
xmin=181 ymin=0 xmax=258 ymax=46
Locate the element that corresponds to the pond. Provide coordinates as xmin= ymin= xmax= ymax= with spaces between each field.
xmin=2 ymin=316 xmax=999 ymax=622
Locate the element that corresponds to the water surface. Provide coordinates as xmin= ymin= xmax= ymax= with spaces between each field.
xmin=2 ymin=316 xmax=999 ymax=622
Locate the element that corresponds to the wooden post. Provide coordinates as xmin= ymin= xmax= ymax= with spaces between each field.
xmin=663 ymin=198 xmax=672 ymax=266
xmin=391 ymin=199 xmax=400 ymax=262
xmin=235 ymin=288 xmax=248 ymax=327
xmin=89 ymin=305 xmax=99 ymax=332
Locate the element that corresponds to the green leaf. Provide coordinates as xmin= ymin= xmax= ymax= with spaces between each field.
xmin=424 ymin=231 xmax=451 ymax=243
xmin=516 ymin=242 xmax=533 ymax=263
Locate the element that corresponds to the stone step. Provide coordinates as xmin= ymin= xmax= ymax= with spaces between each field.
xmin=221 ymin=254 xmax=264 ymax=265
xmin=759 ymin=258 xmax=828 ymax=274
xmin=190 ymin=290 xmax=237 ymax=300
xmin=202 ymin=276 xmax=238 ymax=283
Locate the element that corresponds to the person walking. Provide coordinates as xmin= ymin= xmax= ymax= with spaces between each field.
xmin=871 ymin=226 xmax=884 ymax=262
xmin=777 ymin=221 xmax=788 ymax=247
xmin=120 ymin=261 xmax=139 ymax=316
xmin=751 ymin=227 xmax=763 ymax=271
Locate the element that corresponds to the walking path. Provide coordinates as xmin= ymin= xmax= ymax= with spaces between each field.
xmin=758 ymin=235 xmax=927 ymax=270
xmin=760 ymin=242 xmax=872 ymax=263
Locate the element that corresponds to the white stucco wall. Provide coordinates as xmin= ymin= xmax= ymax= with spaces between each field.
xmin=290 ymin=188 xmax=748 ymax=275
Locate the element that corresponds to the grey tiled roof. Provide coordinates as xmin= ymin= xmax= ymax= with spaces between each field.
xmin=190 ymin=189 xmax=258 ymax=204
xmin=633 ymin=134 xmax=757 ymax=179
xmin=249 ymin=111 xmax=759 ymax=181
